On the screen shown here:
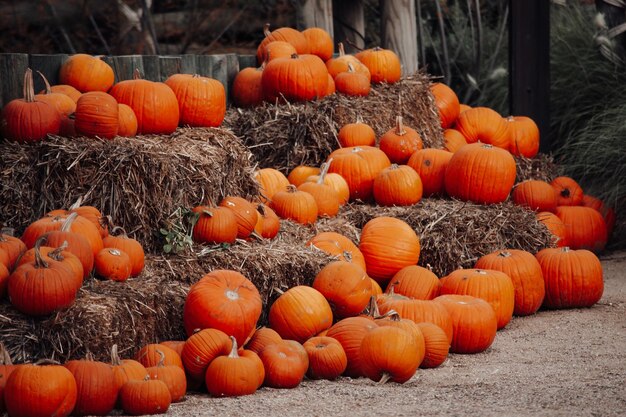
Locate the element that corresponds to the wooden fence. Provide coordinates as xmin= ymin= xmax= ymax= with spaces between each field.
xmin=0 ymin=53 xmax=258 ymax=108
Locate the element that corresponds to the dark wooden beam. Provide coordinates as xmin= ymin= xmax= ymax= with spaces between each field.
xmin=509 ymin=0 xmax=551 ymax=152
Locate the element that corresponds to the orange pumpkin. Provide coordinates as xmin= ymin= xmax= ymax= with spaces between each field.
xmin=117 ymin=103 xmax=138 ymax=137
xmin=303 ymin=336 xmax=347 ymax=380
xmin=262 ymin=53 xmax=328 ymax=103
xmin=261 ymin=41 xmax=298 ymax=62
xmin=372 ymin=164 xmax=423 ymax=206
xmin=180 ymin=328 xmax=231 ymax=384
xmin=244 ymin=327 xmax=283 ymax=355
xmin=192 ymin=205 xmax=238 ymax=245
xmin=259 ymin=341 xmax=308 ymax=389
xmin=337 ymin=117 xmax=376 ymax=148
xmin=359 ymin=326 xmax=421 ymax=383
xmin=35 ymin=72 xmax=76 ymax=117
xmin=326 ymin=42 xmax=371 ymax=82
xmin=288 ymin=165 xmax=321 ymax=187
xmin=325 ymin=316 xmax=378 ymax=377
xmin=555 ymin=206 xmax=607 ymax=253
xmin=431 ymin=83 xmax=460 ymax=129
xmin=165 ymin=74 xmax=226 ymax=127
xmin=379 ymin=116 xmax=424 ymax=164
xmin=355 ymin=47 xmax=402 ymax=84
xmin=313 ymin=260 xmax=371 ymax=319
xmin=454 ymin=107 xmax=510 ymax=149
xmin=327 ymin=146 xmax=391 ymax=202
xmin=306 ymin=231 xmax=367 ymax=271
xmin=550 ymin=176 xmax=584 ymax=206
xmin=256 ymin=24 xmax=310 ymax=64
xmin=416 ymin=322 xmax=449 ymax=368
xmin=407 ymin=148 xmax=453 ymax=196
xmin=581 ymin=194 xmax=616 ymax=235
xmin=74 ymin=91 xmax=119 ymax=139
xmin=205 ymin=336 xmax=263 ymax=397
xmin=254 ymin=168 xmax=290 ymax=204
xmin=64 ymin=354 xmax=118 ymax=416
xmin=537 ymin=211 xmax=568 ymax=247
xmin=232 ymin=65 xmax=265 ymax=108
xmin=219 ymin=196 xmax=259 ymax=239
xmin=302 ymin=27 xmax=334 ymax=61
xmin=443 ymin=128 xmax=468 ymax=153
xmin=506 ymin=115 xmax=540 ymax=157
xmin=270 ymin=185 xmax=319 ymax=225
xmin=512 ymin=180 xmax=558 ymax=212
xmin=59 ymin=54 xmax=114 ymax=92
xmin=335 ymin=63 xmax=371 ymax=97
xmin=102 ymin=227 xmax=145 ymax=277
xmin=386 ymin=265 xmax=440 ymax=300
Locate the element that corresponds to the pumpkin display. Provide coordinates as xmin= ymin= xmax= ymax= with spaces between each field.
xmin=355 ymin=47 xmax=402 ymax=84
xmin=416 ymin=322 xmax=450 ymax=368
xmin=581 ymin=194 xmax=616 ymax=235
xmin=269 ymin=285 xmax=333 ymax=343
xmin=506 ymin=115 xmax=540 ymax=157
xmin=22 ymin=213 xmax=104 ymax=256
xmin=312 ymin=260 xmax=371 ymax=319
xmin=64 ymin=354 xmax=118 ymax=416
xmin=433 ymin=294 xmax=498 ymax=354
xmin=386 ymin=265 xmax=440 ymax=300
xmin=145 ymin=350 xmax=187 ymax=403
xmin=302 ymin=336 xmax=347 ymax=380
xmin=35 ymin=71 xmax=76 ymax=117
xmin=326 ymin=43 xmax=371 ymax=82
xmin=165 ymin=74 xmax=226 ymax=127
xmin=262 ymin=53 xmax=328 ymax=103
xmin=373 ymin=164 xmax=423 ymax=206
xmin=110 ymin=344 xmax=148 ymax=404
xmin=254 ymin=204 xmax=281 ymax=239
xmin=306 ymin=231 xmax=367 ymax=271
xmin=379 ymin=116 xmax=424 ymax=164
xmin=102 ymin=226 xmax=145 ymax=277
xmin=443 ymin=128 xmax=468 ymax=153
xmin=359 ymin=216 xmax=420 ymax=284
xmin=256 ymin=24 xmax=310 ymax=64
xmin=206 ymin=336 xmax=263 ymax=397
xmin=288 ymin=165 xmax=321 ymax=187
xmin=431 ymin=82 xmax=460 ymax=129
xmin=180 ymin=328 xmax=231 ymax=384
xmin=119 ymin=376 xmax=171 ymax=416
xmin=109 ymin=70 xmax=180 ymax=135
xmin=117 ymin=103 xmax=138 ymax=137
xmin=254 ymin=168 xmax=290 ymax=203
xmin=512 ymin=180 xmax=558 ymax=213
xmin=59 ymin=53 xmax=114 ymax=92
xmin=454 ymin=107 xmax=510 ymax=149
xmin=475 ymin=250 xmax=545 ymax=316
xmin=406 ymin=148 xmax=453 ymax=197
xmin=444 ymin=143 xmax=516 ymax=204
xmin=302 ymin=27 xmax=333 ymax=61
xmin=219 ymin=196 xmax=259 ymax=239
xmin=183 ymin=269 xmax=262 ymax=344
xmin=440 ymin=268 xmax=515 ymax=330
xmin=94 ymin=248 xmax=132 ymax=282
xmin=270 ymin=185 xmax=319 ymax=225
xmin=1 ymin=68 xmax=61 ymax=142
xmin=297 ymin=162 xmax=340 ymax=217
xmin=337 ymin=117 xmax=376 ymax=148
xmin=4 ymin=361 xmax=77 ymax=417
xmin=550 ymin=176 xmax=584 ymax=206
xmin=537 ymin=211 xmax=568 ymax=247
xmin=555 ymin=206 xmax=608 ymax=253
xmin=325 ymin=316 xmax=378 ymax=377
xmin=192 ymin=205 xmax=238 ymax=245
xmin=359 ymin=326 xmax=420 ymax=383
xmin=232 ymin=65 xmax=265 ymax=108
xmin=259 ymin=341 xmax=309 ymax=389
xmin=536 ymin=247 xmax=603 ymax=309
xmin=244 ymin=327 xmax=283 ymax=355
xmin=335 ymin=63 xmax=371 ymax=96
xmin=327 ymin=146 xmax=391 ymax=202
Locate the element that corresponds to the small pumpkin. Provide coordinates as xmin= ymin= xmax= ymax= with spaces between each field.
xmin=145 ymin=350 xmax=187 ymax=403
xmin=64 ymin=353 xmax=118 ymax=416
xmin=74 ymin=91 xmax=119 ymax=139
xmin=244 ymin=327 xmax=283 ymax=355
xmin=431 ymin=83 xmax=460 ymax=129
xmin=0 ymin=233 xmax=27 ymax=271
xmin=312 ymin=260 xmax=372 ymax=319
xmin=506 ymin=115 xmax=540 ymax=157
xmin=302 ymin=27 xmax=334 ymax=61
xmin=379 ymin=116 xmax=424 ymax=164
xmin=325 ymin=316 xmax=379 ymax=377
xmin=337 ymin=116 xmax=376 ymax=148
xmin=443 ymin=128 xmax=467 ymax=153
xmin=119 ymin=376 xmax=171 ymax=416
xmin=259 ymin=341 xmax=308 ymax=389
xmin=327 ymin=146 xmax=391 ymax=202
xmin=306 ymin=231 xmax=367 ymax=271
xmin=416 ymin=322 xmax=450 ymax=368
xmin=512 ymin=180 xmax=558 ymax=212
xmin=359 ymin=326 xmax=421 ymax=383
xmin=262 ymin=53 xmax=328 ymax=103
xmin=326 ymin=42 xmax=371 ymax=82
xmin=386 ymin=265 xmax=440 ymax=301
xmin=219 ymin=196 xmax=259 ymax=239
xmin=254 ymin=168 xmax=290 ymax=204
xmin=261 ymin=41 xmax=298 ymax=62
xmin=180 ymin=328 xmax=231 ymax=384
xmin=191 ymin=205 xmax=238 ymax=245
xmin=135 ymin=344 xmax=184 ymax=370
xmin=256 ymin=23 xmax=310 ymax=64
xmin=270 ymin=185 xmax=319 ymax=225
xmin=254 ymin=204 xmax=281 ymax=239
xmin=206 ymin=336 xmax=263 ymax=397
xmin=296 ymin=161 xmax=340 ymax=217
xmin=232 ymin=65 xmax=265 ymax=108
xmin=555 ymin=206 xmax=607 ymax=253
xmin=288 ymin=165 xmax=321 ymax=187
xmin=44 ymin=212 xmax=95 ymax=278
xmin=102 ymin=226 xmax=145 ymax=277
xmin=550 ymin=176 xmax=584 ymax=206
xmin=94 ymin=248 xmax=132 ymax=282
xmin=406 ymin=148 xmax=453 ymax=197
xmin=110 ymin=344 xmax=148 ymax=405
xmin=355 ymin=47 xmax=402 ymax=84
xmin=373 ymin=164 xmax=423 ymax=206
xmin=303 ymin=336 xmax=347 ymax=380
xmin=35 ymin=71 xmax=76 ymax=117
xmin=117 ymin=103 xmax=138 ymax=137
xmin=335 ymin=63 xmax=371 ymax=96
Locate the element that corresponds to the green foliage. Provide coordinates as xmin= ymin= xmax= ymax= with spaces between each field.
xmin=159 ymin=207 xmax=200 ymax=254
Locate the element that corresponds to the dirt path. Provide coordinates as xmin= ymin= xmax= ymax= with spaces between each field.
xmin=168 ymin=251 xmax=626 ymax=417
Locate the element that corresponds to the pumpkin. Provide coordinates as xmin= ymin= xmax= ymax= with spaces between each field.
xmin=443 ymin=128 xmax=467 ymax=153
xmin=306 ymin=231 xmax=367 ymax=271
xmin=22 ymin=213 xmax=104 ymax=257
xmin=183 ymin=269 xmax=262 ymax=344
xmin=206 ymin=336 xmax=263 ymax=397
xmin=550 ymin=176 xmax=584 ymax=206
xmin=386 ymin=265 xmax=440 ymax=300
xmin=270 ymin=185 xmax=319 ymax=225
xmin=110 ymin=344 xmax=148 ymax=405
xmin=180 ymin=328 xmax=231 ymax=384
xmin=1 ymin=68 xmax=61 ymax=142
xmin=511 ymin=180 xmax=558 ymax=212
xmin=406 ymin=148 xmax=453 ymax=196
xmin=475 ymin=250 xmax=545 ymax=316
xmin=431 ymin=83 xmax=460 ymax=129
xmin=16 ymin=239 xmax=84 ymax=291
xmin=370 ymin=278 xmax=383 ymax=297
xmin=302 ymin=336 xmax=347 ymax=380
xmin=158 ymin=341 xmax=185 ymax=357
xmin=297 ymin=161 xmax=340 ymax=217
xmin=244 ymin=327 xmax=283 ymax=355
xmin=219 ymin=196 xmax=259 ymax=239
xmin=42 ymin=84 xmax=82 ymax=103
xmin=254 ymin=204 xmax=281 ymax=239
xmin=254 ymin=168 xmax=290 ymax=203
xmin=102 ymin=226 xmax=145 ymax=277
xmin=335 ymin=63 xmax=371 ymax=96
xmin=416 ymin=322 xmax=450 ymax=368
xmin=119 ymin=376 xmax=171 ymax=416
xmin=506 ymin=115 xmax=540 ymax=157
xmin=444 ymin=143 xmax=516 ymax=204
xmin=232 ymin=65 xmax=265 ymax=108
xmin=35 ymin=71 xmax=76 ymax=117
xmin=117 ymin=103 xmax=138 ymax=137
xmin=0 ymin=343 xmax=16 ymax=414
xmin=326 ymin=42 xmax=371 ymax=82
xmin=374 ymin=312 xmax=426 ymax=360
xmin=304 ymin=170 xmax=351 ymax=206
xmin=537 ymin=247 xmax=604 ymax=309
xmin=4 ymin=361 xmax=77 ymax=417
xmin=313 ymin=260 xmax=371 ymax=319
xmin=302 ymin=27 xmax=334 ymax=61
xmin=327 ymin=146 xmax=391 ymax=202
xmin=165 ymin=74 xmax=226 ymax=127
xmin=145 ymin=350 xmax=187 ymax=403
xmin=58 ymin=53 xmax=114 ymax=92
xmin=359 ymin=326 xmax=421 ymax=383
xmin=109 ymin=70 xmax=179 ymax=135
xmin=64 ymin=354 xmax=118 ymax=416
xmin=459 ymin=103 xmax=472 ymax=114
xmin=440 ymin=268 xmax=515 ymax=330
xmin=191 ymin=205 xmax=238 ymax=245
xmin=45 ymin=212 xmax=94 ymax=277
xmin=337 ymin=117 xmax=376 ymax=148
xmin=136 ymin=344 xmax=183 ymax=370
xmin=325 ymin=72 xmax=336 ymax=96
xmin=581 ymin=194 xmax=616 ymax=235
xmin=325 ymin=316 xmax=378 ymax=377
xmin=555 ymin=206 xmax=607 ymax=253
xmin=379 ymin=116 xmax=424 ymax=164
xmin=259 ymin=341 xmax=308 ymax=389
xmin=256 ymin=23 xmax=310 ymax=64
xmin=67 ymin=202 xmax=108 ymax=239
xmin=373 ymin=164 xmax=423 ymax=206
xmin=94 ymin=248 xmax=132 ymax=282
xmin=269 ymin=285 xmax=333 ymax=343
xmin=0 ymin=233 xmax=27 ymax=271
xmin=261 ymin=41 xmax=298 ymax=62
xmin=433 ymin=294 xmax=498 ymax=354
xmin=288 ymin=165 xmax=321 ymax=187
xmin=454 ymin=107 xmax=510 ymax=149
xmin=355 ymin=47 xmax=402 ymax=84
xmin=537 ymin=211 xmax=568 ymax=247
xmin=74 ymin=91 xmax=120 ymax=138
xmin=359 ymin=216 xmax=420 ymax=284
xmin=262 ymin=53 xmax=328 ymax=103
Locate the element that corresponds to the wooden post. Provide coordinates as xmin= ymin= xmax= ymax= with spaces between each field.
xmin=381 ymin=0 xmax=419 ymax=74
xmin=238 ymin=55 xmax=257 ymax=70
xmin=142 ymin=55 xmax=161 ymax=81
xmin=509 ymin=0 xmax=551 ymax=152
xmin=208 ymin=54 xmax=228 ymax=91
xmin=159 ymin=56 xmax=183 ymax=82
xmin=225 ymin=54 xmax=239 ymax=98
xmin=180 ymin=55 xmax=197 ymax=74
xmin=104 ymin=55 xmax=145 ymax=82
xmin=29 ymin=54 xmax=68 ymax=93
xmin=333 ymin=0 xmax=365 ymax=53
xmin=294 ymin=0 xmax=334 ymax=36
xmin=0 ymin=54 xmax=29 ymax=108
xmin=195 ymin=55 xmax=214 ymax=78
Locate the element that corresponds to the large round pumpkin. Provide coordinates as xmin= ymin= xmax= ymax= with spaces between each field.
xmin=232 ymin=66 xmax=265 ymax=108
xmin=355 ymin=47 xmax=401 ymax=84
xmin=256 ymin=24 xmax=310 ymax=64
xmin=407 ymin=148 xmax=453 ymax=196
xmin=506 ymin=115 xmax=540 ymax=157
xmin=431 ymin=83 xmax=460 ymax=129
xmin=262 ymin=54 xmax=328 ymax=103
xmin=74 ymin=91 xmax=119 ymax=139
xmin=359 ymin=326 xmax=421 ymax=383
xmin=165 ymin=74 xmax=226 ymax=127
xmin=555 ymin=206 xmax=607 ymax=253
xmin=372 ymin=164 xmax=423 ymax=206
xmin=59 ymin=54 xmax=114 ymax=93
xmin=64 ymin=355 xmax=117 ymax=416
xmin=454 ymin=107 xmax=510 ymax=149
xmin=312 ymin=260 xmax=371 ymax=319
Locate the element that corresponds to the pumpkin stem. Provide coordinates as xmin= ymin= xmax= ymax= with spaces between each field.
xmin=395 ymin=116 xmax=406 ymax=136
xmin=201 ymin=209 xmax=214 ymax=217
xmin=317 ymin=158 xmax=332 ymax=184
xmin=34 ymin=359 xmax=61 ymax=366
xmin=110 ymin=225 xmax=129 ymax=237
xmin=290 ymin=53 xmax=299 ymax=59
xmin=273 ymin=287 xmax=285 ymax=295
xmin=69 ymin=196 xmax=85 ymax=210
xmin=378 ymin=372 xmax=392 ymax=384
xmin=155 ymin=349 xmax=166 ymax=368
xmin=376 ymin=309 xmax=401 ymax=321
xmin=347 ymin=62 xmax=355 ymax=73
xmin=60 ymin=212 xmax=79 ymax=232
xmin=338 ymin=42 xmax=346 ymax=57
xmin=562 ymin=246 xmax=571 ymax=253
xmin=0 ymin=342 xmax=13 ymax=366
xmin=33 ymin=235 xmax=49 ymax=269
xmin=37 ymin=71 xmax=53 ymax=94
xmin=286 ymin=184 xmax=298 ymax=193
xmin=362 ymin=295 xmax=380 ymax=318
xmin=342 ymin=250 xmax=353 ymax=263
xmin=48 ymin=240 xmax=69 ymax=261
xmin=356 ymin=114 xmax=364 ymax=124
xmin=23 ymin=68 xmax=35 ymax=103
xmin=249 ymin=231 xmax=263 ymax=241
xmin=228 ymin=336 xmax=240 ymax=359
xmin=263 ymin=23 xmax=271 ymax=38
xmin=498 ymin=251 xmax=512 ymax=258
xmin=132 ymin=68 xmax=143 ymax=80
xmin=111 ymin=344 xmax=122 ymax=366
xmin=85 ymin=351 xmax=95 ymax=361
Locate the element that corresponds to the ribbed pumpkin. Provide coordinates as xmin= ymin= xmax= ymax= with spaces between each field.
xmin=59 ymin=54 xmax=114 ymax=92
xmin=192 ymin=205 xmax=238 ymax=245
xmin=304 ymin=170 xmax=351 ymax=206
xmin=244 ymin=327 xmax=283 ymax=355
xmin=335 ymin=63 xmax=371 ymax=96
xmin=506 ymin=115 xmax=540 ymax=157
xmin=165 ymin=74 xmax=226 ymax=127
xmin=550 ymin=176 xmax=584 ymax=206
xmin=94 ymin=248 xmax=132 ymax=282
xmin=297 ymin=161 xmax=340 ymax=217
xmin=454 ymin=107 xmax=510 ymax=149
xmin=416 ymin=322 xmax=450 ymax=368
xmin=206 ymin=336 xmax=263 ymax=397
xmin=110 ymin=344 xmax=148 ymax=405
xmin=259 ymin=341 xmax=309 ymax=389
xmin=359 ymin=216 xmax=420 ymax=284
xmin=337 ymin=117 xmax=376 ymax=148
xmin=431 ymin=83 xmax=460 ymax=129
xmin=444 ymin=143 xmax=516 ymax=204
xmin=306 ymin=231 xmax=367 ymax=271
xmin=1 ymin=68 xmax=61 ymax=142
xmin=270 ymin=185 xmax=319 ymax=225
xmin=327 ymin=146 xmax=391 ymax=202
xmin=232 ymin=65 xmax=264 ymax=108
xmin=313 ymin=260 xmax=371 ymax=319
xmin=373 ymin=164 xmax=423 ymax=206
xmin=0 ymin=343 xmax=16 ymax=414
xmin=325 ymin=316 xmax=378 ymax=377
xmin=288 ymin=165 xmax=320 ymax=187
xmin=16 ymin=240 xmax=84 ymax=292
xmin=74 ymin=91 xmax=119 ymax=138
xmin=269 ymin=285 xmax=333 ymax=343
xmin=102 ymin=226 xmax=145 ymax=277
xmin=180 ymin=328 xmax=231 ymax=384
xmin=407 ymin=148 xmax=453 ymax=196
xmin=443 ymin=128 xmax=468 ymax=153
xmin=35 ymin=72 xmax=76 ymax=117
xmin=262 ymin=53 xmax=328 ymax=103
xmin=261 ymin=41 xmax=298 ymax=62
xmin=109 ymin=70 xmax=179 ymax=134
xmin=117 ymin=103 xmax=138 ymax=137
xmin=119 ymin=376 xmax=171 ymax=416
xmin=136 ymin=344 xmax=183 ymax=370
xmin=254 ymin=204 xmax=281 ymax=239
xmin=43 ymin=84 xmax=82 ymax=103
xmin=537 ymin=211 xmax=568 ymax=247
xmin=254 ymin=168 xmax=290 ymax=203
xmin=145 ymin=350 xmax=187 ymax=403
xmin=183 ymin=269 xmax=262 ymax=344
xmin=512 ymin=180 xmax=558 ymax=212
xmin=44 ymin=213 xmax=94 ymax=278
xmin=386 ymin=265 xmax=440 ymax=300
xmin=158 ymin=341 xmax=185 ymax=357
xmin=536 ymin=247 xmax=603 ymax=309
xmin=555 ymin=206 xmax=607 ymax=253
xmin=475 ymin=249 xmax=545 ymax=316
xmin=219 ymin=196 xmax=259 ymax=239
xmin=326 ymin=42 xmax=371 ymax=82
xmin=355 ymin=47 xmax=401 ymax=84
xmin=0 ymin=233 xmax=27 ymax=271
xmin=302 ymin=27 xmax=333 ymax=61
xmin=359 ymin=326 xmax=420 ymax=383
xmin=440 ymin=268 xmax=515 ymax=330
xmin=581 ymin=194 xmax=616 ymax=235
xmin=64 ymin=354 xmax=117 ymax=416
xmin=433 ymin=294 xmax=498 ymax=354
xmin=303 ymin=336 xmax=347 ymax=380
xmin=256 ymin=24 xmax=310 ymax=64
xmin=379 ymin=116 xmax=424 ymax=164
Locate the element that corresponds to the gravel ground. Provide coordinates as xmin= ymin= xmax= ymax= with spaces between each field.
xmin=164 ymin=251 xmax=626 ymax=417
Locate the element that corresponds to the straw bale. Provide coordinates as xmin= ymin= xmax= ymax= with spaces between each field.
xmin=515 ymin=153 xmax=560 ymax=183
xmin=224 ymin=72 xmax=444 ymax=172
xmin=0 ymin=128 xmax=259 ymax=252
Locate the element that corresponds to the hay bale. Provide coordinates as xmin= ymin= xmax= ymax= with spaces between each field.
xmin=515 ymin=153 xmax=560 ymax=183
xmin=224 ymin=72 xmax=444 ymax=172
xmin=340 ymin=199 xmax=555 ymax=277
xmin=0 ymin=128 xmax=259 ymax=252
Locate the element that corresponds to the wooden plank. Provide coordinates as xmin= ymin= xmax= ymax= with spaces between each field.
xmin=159 ymin=56 xmax=183 ymax=82
xmin=225 ymin=54 xmax=239 ymax=98
xmin=195 ymin=55 xmax=213 ymax=78
xmin=180 ymin=55 xmax=197 ymax=74
xmin=208 ymin=54 xmax=228 ymax=92
xmin=382 ymin=0 xmax=418 ymax=74
xmin=333 ymin=0 xmax=365 ymax=53
xmin=142 ymin=55 xmax=161 ymax=81
xmin=238 ymin=55 xmax=257 ymax=70
xmin=28 ymin=54 xmax=68 ymax=93
xmin=509 ymin=0 xmax=551 ymax=152
xmin=0 ymin=53 xmax=29 ymax=108
xmin=294 ymin=0 xmax=334 ymax=37
xmin=108 ymin=55 xmax=145 ymax=82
